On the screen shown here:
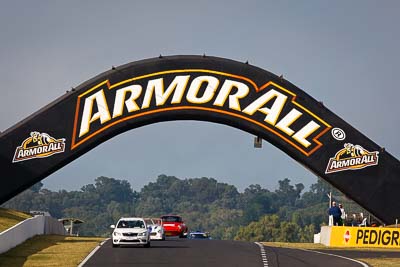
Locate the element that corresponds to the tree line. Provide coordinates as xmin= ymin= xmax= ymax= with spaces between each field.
xmin=2 ymin=175 xmax=368 ymax=242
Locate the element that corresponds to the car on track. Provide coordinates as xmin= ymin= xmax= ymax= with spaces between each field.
xmin=110 ymin=217 xmax=151 ymax=247
xmin=161 ymin=215 xmax=188 ymax=238
xmin=187 ymin=231 xmax=212 ymax=240
xmin=144 ymin=217 xmax=165 ymax=240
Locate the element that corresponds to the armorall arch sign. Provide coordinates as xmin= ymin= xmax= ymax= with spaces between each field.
xmin=0 ymin=55 xmax=399 ymax=224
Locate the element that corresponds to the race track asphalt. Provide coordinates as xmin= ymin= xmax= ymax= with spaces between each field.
xmin=82 ymin=238 xmax=374 ymax=267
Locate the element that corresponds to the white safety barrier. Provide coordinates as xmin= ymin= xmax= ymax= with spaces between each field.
xmin=0 ymin=215 xmax=66 ymax=254
xmin=313 ymin=232 xmax=321 ymax=243
xmin=319 ymin=226 xmax=331 ymax=246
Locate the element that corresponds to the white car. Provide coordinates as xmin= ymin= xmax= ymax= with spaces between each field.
xmin=144 ymin=218 xmax=165 ymax=240
xmin=110 ymin=217 xmax=150 ymax=247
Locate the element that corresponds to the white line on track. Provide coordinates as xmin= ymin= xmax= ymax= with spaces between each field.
xmin=256 ymin=243 xmax=370 ymax=267
xmin=255 ymin=242 xmax=269 ymax=267
xmin=298 ymin=249 xmax=370 ymax=267
xmin=78 ymin=238 xmax=109 ymax=267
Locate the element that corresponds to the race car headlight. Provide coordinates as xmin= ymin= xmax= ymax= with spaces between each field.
xmin=113 ymin=232 xmax=122 ymax=236
xmin=138 ymin=231 xmax=147 ymax=237
xmin=178 ymin=225 xmax=182 ymax=229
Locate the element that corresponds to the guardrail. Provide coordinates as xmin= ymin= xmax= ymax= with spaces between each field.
xmin=0 ymin=215 xmax=66 ymax=254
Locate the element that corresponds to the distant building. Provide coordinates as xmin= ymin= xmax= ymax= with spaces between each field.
xmin=30 ymin=210 xmax=51 ymax=216
xmin=59 ymin=218 xmax=84 ymax=236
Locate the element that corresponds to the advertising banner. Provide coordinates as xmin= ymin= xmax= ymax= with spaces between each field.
xmin=330 ymin=226 xmax=400 ymax=248
xmin=0 ymin=55 xmax=399 ymax=224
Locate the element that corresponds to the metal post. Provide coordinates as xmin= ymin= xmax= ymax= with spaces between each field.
xmin=327 ymin=192 xmax=332 ymax=225
xmin=327 ymin=192 xmax=332 ymax=208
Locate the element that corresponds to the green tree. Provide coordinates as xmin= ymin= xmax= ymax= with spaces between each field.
xmin=275 ymin=178 xmax=304 ymax=207
xmin=241 ymin=184 xmax=274 ymax=224
xmin=30 ymin=181 xmax=44 ymax=193
xmin=94 ymin=176 xmax=134 ymax=203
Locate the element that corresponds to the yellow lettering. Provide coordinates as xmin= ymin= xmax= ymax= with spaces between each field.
xmin=186 ymin=76 xmax=219 ymax=104
xmin=213 ymin=80 xmax=249 ymax=111
xmin=292 ymin=121 xmax=320 ymax=148
xmin=275 ymin=109 xmax=303 ymax=136
xmin=79 ymin=90 xmax=111 ymax=138
xmin=112 ymin=85 xmax=142 ymax=118
xmin=142 ymin=75 xmax=190 ymax=109
xmin=242 ymin=89 xmax=287 ymax=125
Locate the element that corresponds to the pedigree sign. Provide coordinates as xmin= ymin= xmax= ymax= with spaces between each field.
xmin=71 ymin=69 xmax=331 ymax=156
xmin=329 ymin=226 xmax=400 ymax=248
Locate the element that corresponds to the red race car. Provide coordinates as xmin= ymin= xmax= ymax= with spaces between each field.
xmin=161 ymin=215 xmax=188 ymax=238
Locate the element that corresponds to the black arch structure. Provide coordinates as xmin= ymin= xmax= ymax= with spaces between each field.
xmin=0 ymin=56 xmax=399 ymax=224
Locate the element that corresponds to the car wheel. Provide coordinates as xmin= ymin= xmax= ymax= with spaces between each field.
xmin=112 ymin=243 xmax=119 ymax=248
xmin=144 ymin=242 xmax=151 ymax=248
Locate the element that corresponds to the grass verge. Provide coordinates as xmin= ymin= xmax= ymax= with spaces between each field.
xmin=0 ymin=208 xmax=31 ymax=233
xmin=262 ymin=242 xmax=400 ymax=267
xmin=0 ymin=235 xmax=105 ymax=267
xmin=356 ymin=258 xmax=400 ymax=267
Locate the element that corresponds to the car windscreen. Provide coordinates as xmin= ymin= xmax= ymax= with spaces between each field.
xmin=117 ymin=220 xmax=145 ymax=228
xmin=161 ymin=216 xmax=182 ymax=222
xmin=144 ymin=219 xmax=154 ymax=225
xmin=153 ymin=219 xmax=162 ymax=225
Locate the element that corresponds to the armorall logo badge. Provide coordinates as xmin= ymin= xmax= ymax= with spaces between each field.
xmin=325 ymin=143 xmax=379 ymax=174
xmin=12 ymin=132 xmax=66 ymax=163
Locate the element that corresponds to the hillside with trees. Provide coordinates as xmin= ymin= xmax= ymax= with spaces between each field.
xmin=2 ymin=175 xmax=370 ymax=241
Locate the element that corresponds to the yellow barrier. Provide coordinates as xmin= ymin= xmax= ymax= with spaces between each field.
xmin=329 ymin=226 xmax=400 ymax=248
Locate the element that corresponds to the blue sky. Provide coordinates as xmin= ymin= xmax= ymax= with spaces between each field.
xmin=0 ymin=1 xmax=399 ymax=192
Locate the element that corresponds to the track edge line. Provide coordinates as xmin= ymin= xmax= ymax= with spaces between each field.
xmin=298 ymin=248 xmax=370 ymax=267
xmin=77 ymin=238 xmax=109 ymax=267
